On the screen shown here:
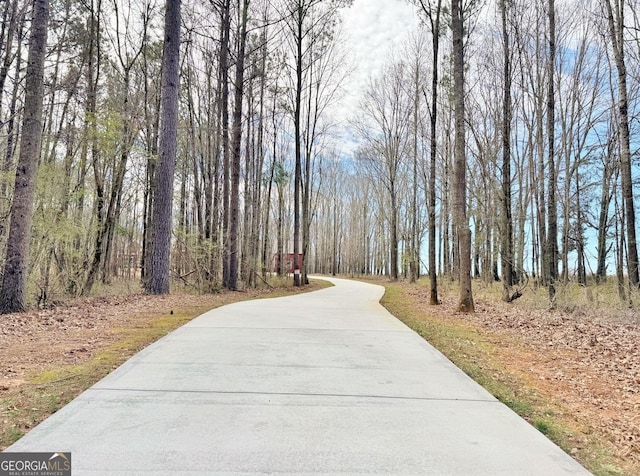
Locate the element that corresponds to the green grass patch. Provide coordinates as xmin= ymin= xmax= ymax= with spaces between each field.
xmin=498 ymin=396 xmax=533 ymax=416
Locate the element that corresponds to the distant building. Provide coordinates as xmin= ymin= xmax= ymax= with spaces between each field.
xmin=274 ymin=253 xmax=304 ymax=274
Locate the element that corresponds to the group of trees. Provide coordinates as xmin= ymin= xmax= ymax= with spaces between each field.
xmin=1 ymin=0 xmax=640 ymax=313
xmin=0 ymin=0 xmax=350 ymax=312
xmin=326 ymin=0 xmax=640 ymax=310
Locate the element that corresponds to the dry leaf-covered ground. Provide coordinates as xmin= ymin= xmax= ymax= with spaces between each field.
xmin=399 ymin=280 xmax=640 ymax=475
xmin=470 ymin=299 xmax=640 ymax=465
xmin=0 ymin=283 xmax=325 ymax=390
xmin=0 ymin=293 xmax=235 ymax=389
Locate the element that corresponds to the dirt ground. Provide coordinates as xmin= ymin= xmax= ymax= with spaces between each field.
xmin=0 ymin=282 xmax=325 ymax=392
xmin=0 ymin=293 xmax=223 ymax=390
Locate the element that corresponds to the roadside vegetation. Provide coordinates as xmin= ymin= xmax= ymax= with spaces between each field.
xmin=374 ymin=276 xmax=639 ymax=476
xmin=0 ymin=278 xmax=329 ymax=450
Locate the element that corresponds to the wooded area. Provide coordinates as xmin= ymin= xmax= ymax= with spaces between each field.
xmin=1 ymin=0 xmax=639 ymax=312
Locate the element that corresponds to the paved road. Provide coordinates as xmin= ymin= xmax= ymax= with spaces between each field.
xmin=7 ymin=277 xmax=591 ymax=475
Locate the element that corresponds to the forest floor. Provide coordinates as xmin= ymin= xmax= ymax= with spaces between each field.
xmin=374 ymin=277 xmax=640 ymax=476
xmin=0 ymin=279 xmax=325 ymax=450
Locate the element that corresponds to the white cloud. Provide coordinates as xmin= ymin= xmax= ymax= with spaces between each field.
xmin=330 ymin=0 xmax=420 ymax=154
xmin=342 ymin=0 xmax=419 ymax=88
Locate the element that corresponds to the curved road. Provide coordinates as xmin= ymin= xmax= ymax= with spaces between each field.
xmin=7 ymin=277 xmax=590 ymax=475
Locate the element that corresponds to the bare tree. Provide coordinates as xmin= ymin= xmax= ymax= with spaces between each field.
xmin=603 ymin=0 xmax=639 ymax=289
xmin=546 ymin=0 xmax=559 ymax=306
xmin=289 ymin=0 xmax=306 ymax=286
xmin=83 ymin=0 xmax=149 ymax=294
xmin=451 ymin=0 xmax=474 ymax=312
xmin=217 ymin=0 xmax=232 ymax=287
xmin=416 ymin=0 xmax=443 ymax=304
xmin=500 ymin=0 xmax=514 ymax=301
xmin=279 ymin=0 xmax=350 ymax=286
xmin=227 ymin=0 xmax=250 ymax=291
xmin=355 ymin=61 xmax=412 ymax=281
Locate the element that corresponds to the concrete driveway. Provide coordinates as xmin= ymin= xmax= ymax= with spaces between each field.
xmin=6 ymin=277 xmax=591 ymax=475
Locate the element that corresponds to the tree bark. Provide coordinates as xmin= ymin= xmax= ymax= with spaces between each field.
xmin=293 ymin=3 xmax=303 ymax=286
xmin=219 ymin=0 xmax=231 ymax=287
xmin=451 ymin=0 xmax=474 ymax=312
xmin=427 ymin=0 xmax=442 ymax=304
xmin=145 ymin=0 xmax=181 ymax=295
xmin=227 ymin=0 xmax=249 ymax=291
xmin=410 ymin=52 xmax=420 ymax=284
xmin=547 ymin=0 xmax=558 ymax=306
xmin=2 ymin=11 xmax=24 ymax=196
xmin=0 ymin=0 xmax=49 ymax=314
xmin=500 ymin=0 xmax=514 ymax=302
xmin=605 ymin=0 xmax=639 ymax=288
xmin=0 ymin=0 xmax=19 ymax=118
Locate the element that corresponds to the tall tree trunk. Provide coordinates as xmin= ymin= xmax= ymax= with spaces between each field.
xmin=277 ymin=176 xmax=285 ymax=277
xmin=547 ymin=0 xmax=558 ymax=306
xmin=227 ymin=0 xmax=249 ymax=291
xmin=263 ymin=153 xmax=276 ymax=279
xmin=292 ymin=4 xmax=303 ymax=286
xmin=605 ymin=0 xmax=639 ymax=288
xmin=0 ymin=0 xmax=19 ymax=112
xmin=390 ymin=189 xmax=399 ymax=281
xmin=2 ymin=12 xmax=24 ymax=195
xmin=242 ymin=84 xmax=254 ymax=286
xmin=219 ymin=0 xmax=231 ymax=287
xmin=442 ymin=110 xmax=452 ymax=278
xmin=301 ymin=146 xmax=311 ymax=285
xmin=575 ymin=168 xmax=586 ymax=285
xmin=253 ymin=45 xmax=267 ymax=283
xmin=451 ymin=0 xmax=474 ymax=312
xmin=145 ymin=0 xmax=181 ymax=295
xmin=141 ymin=17 xmax=161 ymax=281
xmin=596 ymin=156 xmax=614 ymax=283
xmin=0 ymin=0 xmax=49 ymax=314
xmin=410 ymin=54 xmax=419 ymax=284
xmin=533 ymin=3 xmax=547 ymax=286
xmin=427 ymin=0 xmax=441 ymax=304
xmin=500 ymin=0 xmax=514 ymax=301
xmin=615 ymin=183 xmax=627 ymax=303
